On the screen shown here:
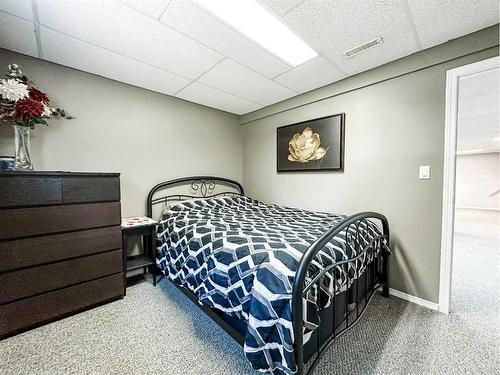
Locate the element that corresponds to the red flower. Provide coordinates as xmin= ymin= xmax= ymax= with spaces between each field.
xmin=15 ymin=98 xmax=44 ymax=118
xmin=28 ymin=87 xmax=49 ymax=103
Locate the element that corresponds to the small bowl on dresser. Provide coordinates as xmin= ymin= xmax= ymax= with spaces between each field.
xmin=0 ymin=156 xmax=15 ymax=172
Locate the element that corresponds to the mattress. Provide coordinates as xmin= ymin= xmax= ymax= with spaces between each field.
xmin=156 ymin=196 xmax=383 ymax=375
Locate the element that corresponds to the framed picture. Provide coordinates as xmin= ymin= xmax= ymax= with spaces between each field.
xmin=277 ymin=113 xmax=345 ymax=172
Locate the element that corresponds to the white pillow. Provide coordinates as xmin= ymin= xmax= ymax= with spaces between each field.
xmin=160 ymin=197 xmax=208 ymax=216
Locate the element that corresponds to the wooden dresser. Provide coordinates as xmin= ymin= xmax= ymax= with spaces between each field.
xmin=0 ymin=171 xmax=124 ymax=339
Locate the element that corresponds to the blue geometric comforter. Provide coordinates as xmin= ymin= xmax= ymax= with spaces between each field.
xmin=156 ymin=196 xmax=382 ymax=374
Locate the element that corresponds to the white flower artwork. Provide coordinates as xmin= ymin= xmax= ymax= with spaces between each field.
xmin=277 ymin=113 xmax=345 ymax=172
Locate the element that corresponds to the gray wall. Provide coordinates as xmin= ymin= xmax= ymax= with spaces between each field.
xmin=1 ymin=26 xmax=498 ymax=303
xmin=455 ymin=153 xmax=500 ymax=210
xmin=0 ymin=49 xmax=242 ymax=217
xmin=241 ymin=25 xmax=499 ymax=303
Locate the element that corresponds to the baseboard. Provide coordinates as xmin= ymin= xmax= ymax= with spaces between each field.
xmin=385 ymin=288 xmax=439 ymax=311
xmin=378 ymin=287 xmax=439 ymax=310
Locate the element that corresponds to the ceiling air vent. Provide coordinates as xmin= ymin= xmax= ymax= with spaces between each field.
xmin=343 ymin=37 xmax=384 ymax=58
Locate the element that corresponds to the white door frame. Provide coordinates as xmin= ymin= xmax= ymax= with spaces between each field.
xmin=439 ymin=56 xmax=499 ymax=314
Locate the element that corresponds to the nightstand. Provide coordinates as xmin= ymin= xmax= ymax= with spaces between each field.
xmin=121 ymin=216 xmax=158 ymax=293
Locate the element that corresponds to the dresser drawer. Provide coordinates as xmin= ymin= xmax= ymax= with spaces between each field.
xmin=0 ymin=250 xmax=123 ymax=305
xmin=0 ymin=176 xmax=62 ymax=208
xmin=0 ymin=226 xmax=122 ymax=273
xmin=0 ymin=274 xmax=123 ymax=338
xmin=0 ymin=173 xmax=120 ymax=208
xmin=62 ymin=176 xmax=120 ymax=203
xmin=0 ymin=202 xmax=121 ymax=241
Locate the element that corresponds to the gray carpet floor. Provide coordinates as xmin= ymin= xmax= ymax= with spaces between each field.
xmin=1 ymin=210 xmax=498 ymax=375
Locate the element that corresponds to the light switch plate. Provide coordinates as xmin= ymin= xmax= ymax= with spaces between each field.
xmin=419 ymin=165 xmax=431 ymax=179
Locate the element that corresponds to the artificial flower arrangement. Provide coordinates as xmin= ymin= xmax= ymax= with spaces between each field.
xmin=0 ymin=63 xmax=73 ymax=126
xmin=0 ymin=63 xmax=73 ymax=169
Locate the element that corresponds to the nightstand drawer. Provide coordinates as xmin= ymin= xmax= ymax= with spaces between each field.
xmin=0 ymin=202 xmax=121 ymax=241
xmin=0 ymin=250 xmax=123 ymax=305
xmin=0 ymin=226 xmax=122 ymax=273
xmin=0 ymin=274 xmax=123 ymax=338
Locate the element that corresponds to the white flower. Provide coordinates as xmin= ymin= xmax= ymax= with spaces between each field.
xmin=288 ymin=127 xmax=327 ymax=163
xmin=42 ymin=104 xmax=53 ymax=117
xmin=0 ymin=79 xmax=28 ymax=102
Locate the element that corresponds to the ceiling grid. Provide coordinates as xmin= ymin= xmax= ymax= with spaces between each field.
xmin=0 ymin=0 xmax=497 ymax=114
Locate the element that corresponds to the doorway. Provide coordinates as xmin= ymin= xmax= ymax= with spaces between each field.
xmin=440 ymin=56 xmax=499 ymax=314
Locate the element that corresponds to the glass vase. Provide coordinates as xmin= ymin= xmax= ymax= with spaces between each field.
xmin=14 ymin=125 xmax=33 ymax=170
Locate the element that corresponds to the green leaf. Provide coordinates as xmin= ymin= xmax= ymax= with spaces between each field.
xmin=30 ymin=117 xmax=48 ymax=126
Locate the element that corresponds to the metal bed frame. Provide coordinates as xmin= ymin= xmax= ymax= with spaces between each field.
xmin=147 ymin=176 xmax=391 ymax=375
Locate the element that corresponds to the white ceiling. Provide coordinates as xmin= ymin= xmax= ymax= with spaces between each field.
xmin=0 ymin=0 xmax=498 ymax=115
xmin=458 ymin=68 xmax=499 ymax=153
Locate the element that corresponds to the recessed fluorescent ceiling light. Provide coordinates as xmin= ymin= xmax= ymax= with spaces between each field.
xmin=193 ymin=0 xmax=318 ymax=66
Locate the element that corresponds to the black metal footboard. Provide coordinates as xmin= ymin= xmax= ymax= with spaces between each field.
xmin=292 ymin=213 xmax=391 ymax=375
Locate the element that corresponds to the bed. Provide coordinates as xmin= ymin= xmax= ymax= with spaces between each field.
xmin=147 ymin=176 xmax=391 ymax=375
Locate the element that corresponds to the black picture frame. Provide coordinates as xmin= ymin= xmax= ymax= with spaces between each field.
xmin=276 ymin=113 xmax=345 ymax=172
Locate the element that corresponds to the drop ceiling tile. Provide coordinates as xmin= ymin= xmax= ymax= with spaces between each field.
xmin=274 ymin=56 xmax=346 ymax=93
xmin=118 ymin=0 xmax=171 ymax=19
xmin=0 ymin=0 xmax=33 ymax=20
xmin=284 ymin=0 xmax=418 ymax=75
xmin=160 ymin=0 xmax=291 ymax=78
xmin=0 ymin=12 xmax=38 ymax=57
xmin=36 ymin=0 xmax=223 ymax=79
xmin=40 ymin=26 xmax=190 ymax=95
xmin=176 ymin=81 xmax=262 ymax=115
xmin=198 ymin=59 xmax=296 ymax=106
xmin=262 ymin=0 xmax=304 ymax=15
xmin=407 ymin=0 xmax=499 ymax=49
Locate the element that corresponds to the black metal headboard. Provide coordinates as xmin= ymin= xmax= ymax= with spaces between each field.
xmin=147 ymin=176 xmax=244 ymax=219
